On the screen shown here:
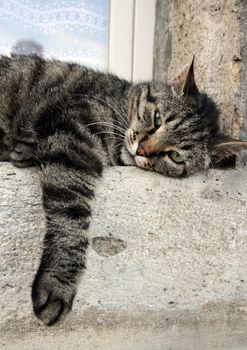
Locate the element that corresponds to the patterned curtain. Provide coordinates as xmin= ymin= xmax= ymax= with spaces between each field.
xmin=0 ymin=0 xmax=109 ymax=69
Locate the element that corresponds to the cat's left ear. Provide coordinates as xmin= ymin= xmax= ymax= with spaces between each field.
xmin=172 ymin=56 xmax=199 ymax=97
xmin=209 ymin=137 xmax=247 ymax=163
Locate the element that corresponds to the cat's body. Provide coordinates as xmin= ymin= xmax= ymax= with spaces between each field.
xmin=1 ymin=55 xmax=246 ymax=326
xmin=0 ymin=55 xmax=132 ymax=167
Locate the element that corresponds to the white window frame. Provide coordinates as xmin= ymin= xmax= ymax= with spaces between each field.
xmin=107 ymin=0 xmax=156 ymax=82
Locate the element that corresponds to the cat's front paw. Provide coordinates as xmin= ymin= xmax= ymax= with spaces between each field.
xmin=32 ymin=270 xmax=76 ymax=326
xmin=10 ymin=141 xmax=35 ymax=168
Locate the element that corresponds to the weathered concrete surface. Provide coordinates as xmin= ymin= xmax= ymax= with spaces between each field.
xmin=1 ymin=163 xmax=247 ymax=349
xmin=153 ymin=0 xmax=247 ymax=140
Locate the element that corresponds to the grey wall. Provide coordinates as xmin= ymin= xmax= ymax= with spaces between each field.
xmin=153 ymin=0 xmax=247 ymax=139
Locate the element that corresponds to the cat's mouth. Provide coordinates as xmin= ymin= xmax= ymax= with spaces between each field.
xmin=126 ymin=141 xmax=138 ymax=156
xmin=120 ymin=142 xmax=138 ymax=165
xmin=120 ymin=137 xmax=148 ymax=166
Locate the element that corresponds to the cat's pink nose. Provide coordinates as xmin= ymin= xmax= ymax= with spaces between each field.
xmin=136 ymin=144 xmax=146 ymax=156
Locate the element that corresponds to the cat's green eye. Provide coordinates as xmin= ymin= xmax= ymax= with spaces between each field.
xmin=154 ymin=110 xmax=162 ymax=129
xmin=169 ymin=150 xmax=183 ymax=163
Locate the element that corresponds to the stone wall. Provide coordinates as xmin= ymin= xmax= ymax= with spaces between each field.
xmin=153 ymin=0 xmax=247 ymax=139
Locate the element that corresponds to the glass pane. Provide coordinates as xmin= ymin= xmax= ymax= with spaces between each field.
xmin=0 ymin=0 xmax=109 ymax=70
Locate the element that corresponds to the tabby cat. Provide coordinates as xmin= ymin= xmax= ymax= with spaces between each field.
xmin=0 ymin=55 xmax=246 ymax=326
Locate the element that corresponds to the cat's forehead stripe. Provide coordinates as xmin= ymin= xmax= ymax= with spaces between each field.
xmin=146 ymin=84 xmax=156 ymax=103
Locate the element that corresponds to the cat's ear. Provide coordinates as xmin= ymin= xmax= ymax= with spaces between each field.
xmin=209 ymin=137 xmax=247 ymax=163
xmin=172 ymin=57 xmax=199 ymax=97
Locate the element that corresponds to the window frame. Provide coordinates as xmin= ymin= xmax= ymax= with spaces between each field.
xmin=108 ymin=0 xmax=156 ymax=82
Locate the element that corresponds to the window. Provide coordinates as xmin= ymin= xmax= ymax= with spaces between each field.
xmin=0 ymin=0 xmax=156 ymax=81
xmin=0 ymin=0 xmax=109 ymax=69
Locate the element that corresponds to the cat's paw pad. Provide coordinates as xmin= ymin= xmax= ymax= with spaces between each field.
xmin=10 ymin=142 xmax=34 ymax=167
xmin=32 ymin=271 xmax=76 ymax=326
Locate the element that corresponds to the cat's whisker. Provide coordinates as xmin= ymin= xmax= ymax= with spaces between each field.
xmin=107 ymin=94 xmax=129 ymax=127
xmin=102 ymin=111 xmax=129 ymax=129
xmin=85 ymin=121 xmax=126 ymax=134
xmin=94 ymin=131 xmax=125 ymax=139
xmin=91 ymin=95 xmax=129 ymax=128
xmin=101 ymin=139 xmax=124 ymax=153
xmin=92 ymin=94 xmax=129 ymax=127
xmin=101 ymin=136 xmax=119 ymax=141
xmin=109 ymin=94 xmax=129 ymax=118
xmin=101 ymin=136 xmax=125 ymax=145
xmin=75 ymin=94 xmax=129 ymax=129
xmin=113 ymin=141 xmax=125 ymax=151
xmin=87 ymin=112 xmax=128 ymax=129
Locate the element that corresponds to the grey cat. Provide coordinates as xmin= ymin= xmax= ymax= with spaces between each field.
xmin=0 ymin=55 xmax=246 ymax=326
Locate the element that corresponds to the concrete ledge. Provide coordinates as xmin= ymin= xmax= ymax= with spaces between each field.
xmin=1 ymin=163 xmax=247 ymax=349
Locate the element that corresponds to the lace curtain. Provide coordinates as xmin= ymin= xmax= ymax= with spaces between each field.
xmin=0 ymin=0 xmax=109 ymax=69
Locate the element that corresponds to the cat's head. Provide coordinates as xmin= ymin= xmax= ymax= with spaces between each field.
xmin=123 ymin=59 xmax=247 ymax=177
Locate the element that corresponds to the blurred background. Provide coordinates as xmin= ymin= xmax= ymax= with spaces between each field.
xmin=0 ymin=0 xmax=109 ymax=69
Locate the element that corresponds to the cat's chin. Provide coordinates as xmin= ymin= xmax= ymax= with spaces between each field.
xmin=120 ymin=144 xmax=136 ymax=165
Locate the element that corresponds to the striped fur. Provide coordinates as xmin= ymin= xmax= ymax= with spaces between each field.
xmin=0 ymin=55 xmax=246 ymax=325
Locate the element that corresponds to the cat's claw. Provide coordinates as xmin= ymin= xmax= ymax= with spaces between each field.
xmin=32 ymin=271 xmax=76 ymax=326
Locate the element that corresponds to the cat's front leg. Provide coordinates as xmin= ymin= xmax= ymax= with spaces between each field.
xmin=10 ymin=122 xmax=36 ymax=167
xmin=32 ymin=129 xmax=104 ymax=325
xmin=0 ymin=128 xmax=10 ymax=161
